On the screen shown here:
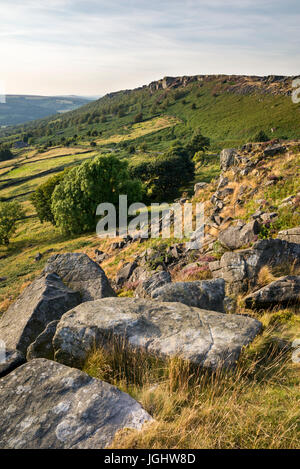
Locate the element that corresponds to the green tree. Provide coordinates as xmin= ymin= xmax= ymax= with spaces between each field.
xmin=51 ymin=154 xmax=143 ymax=234
xmin=129 ymin=144 xmax=194 ymax=202
xmin=254 ymin=130 xmax=269 ymax=142
xmin=0 ymin=146 xmax=13 ymax=162
xmin=0 ymin=201 xmax=25 ymax=245
xmin=186 ymin=129 xmax=210 ymax=157
xmin=31 ymin=173 xmax=66 ymax=225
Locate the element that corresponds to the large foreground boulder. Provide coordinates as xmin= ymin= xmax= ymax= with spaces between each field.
xmin=0 ymin=273 xmax=80 ymax=377
xmin=0 ymin=359 xmax=152 ymax=449
xmin=244 ymin=276 xmax=300 ymax=309
xmin=151 ymin=279 xmax=225 ymax=313
xmin=43 ymin=253 xmax=116 ymax=301
xmin=53 ymin=298 xmax=262 ymax=369
xmin=209 ymin=239 xmax=300 ymax=294
xmin=219 ymin=221 xmax=260 ymax=250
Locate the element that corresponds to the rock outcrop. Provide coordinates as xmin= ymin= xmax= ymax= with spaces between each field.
xmin=53 ymin=297 xmax=262 ymax=369
xmin=0 ymin=359 xmax=152 ymax=449
xmin=151 ymin=279 xmax=225 ymax=313
xmin=209 ymin=239 xmax=300 ymax=294
xmin=0 ymin=273 xmax=81 ymax=377
xmin=244 ymin=276 xmax=300 ymax=309
xmin=43 ymin=253 xmax=116 ymax=301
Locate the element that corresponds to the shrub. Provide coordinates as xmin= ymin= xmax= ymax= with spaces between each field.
xmin=0 ymin=201 xmax=25 ymax=245
xmin=51 ymin=154 xmax=143 ymax=234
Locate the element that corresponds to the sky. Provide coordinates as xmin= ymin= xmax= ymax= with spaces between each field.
xmin=0 ymin=0 xmax=299 ymax=96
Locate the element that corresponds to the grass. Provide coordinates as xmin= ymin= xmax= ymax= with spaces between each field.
xmin=83 ymin=315 xmax=300 ymax=449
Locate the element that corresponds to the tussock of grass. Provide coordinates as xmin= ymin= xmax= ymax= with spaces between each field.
xmin=83 ymin=323 xmax=300 ymax=449
xmin=257 ymin=266 xmax=276 ymax=287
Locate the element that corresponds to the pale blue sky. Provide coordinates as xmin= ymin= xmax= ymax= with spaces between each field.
xmin=0 ymin=0 xmax=299 ymax=95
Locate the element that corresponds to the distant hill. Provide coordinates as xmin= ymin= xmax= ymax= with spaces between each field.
xmin=1 ymin=75 xmax=300 ymax=150
xmin=0 ymin=95 xmax=93 ymax=127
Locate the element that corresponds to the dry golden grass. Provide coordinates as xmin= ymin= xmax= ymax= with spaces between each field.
xmin=257 ymin=266 xmax=276 ymax=287
xmin=83 ymin=320 xmax=300 ymax=449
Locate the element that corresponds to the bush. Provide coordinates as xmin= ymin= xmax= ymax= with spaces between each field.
xmin=51 ymin=154 xmax=143 ymax=234
xmin=0 ymin=201 xmax=25 ymax=245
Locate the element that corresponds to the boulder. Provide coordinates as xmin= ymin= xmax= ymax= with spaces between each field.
xmin=0 ymin=273 xmax=81 ymax=377
xmin=135 ymin=271 xmax=171 ymax=298
xmin=0 ymin=359 xmax=152 ymax=449
xmin=209 ymin=239 xmax=300 ymax=294
xmin=220 ymin=149 xmax=237 ymax=171
xmin=43 ymin=253 xmax=116 ymax=301
xmin=277 ymin=227 xmax=300 ymax=244
xmin=263 ymin=144 xmax=286 ymax=157
xmin=194 ymin=182 xmax=208 ymax=193
xmin=26 ymin=320 xmax=59 ymax=361
xmin=151 ymin=279 xmax=225 ymax=313
xmin=244 ymin=276 xmax=300 ymax=309
xmin=116 ymin=262 xmax=138 ymax=287
xmin=53 ymin=298 xmax=262 ymax=369
xmin=219 ymin=220 xmax=260 ymax=250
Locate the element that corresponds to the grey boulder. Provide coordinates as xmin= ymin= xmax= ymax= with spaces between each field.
xmin=53 ymin=297 xmax=262 ymax=369
xmin=43 ymin=252 xmax=116 ymax=301
xmin=0 ymin=273 xmax=81 ymax=377
xmin=116 ymin=262 xmax=137 ymax=287
xmin=151 ymin=278 xmax=225 ymax=313
xmin=220 ymin=148 xmax=237 ymax=171
xmin=277 ymin=227 xmax=300 ymax=244
xmin=26 ymin=320 xmax=59 ymax=360
xmin=219 ymin=220 xmax=260 ymax=250
xmin=244 ymin=276 xmax=300 ymax=309
xmin=135 ymin=271 xmax=171 ymax=298
xmin=0 ymin=359 xmax=152 ymax=449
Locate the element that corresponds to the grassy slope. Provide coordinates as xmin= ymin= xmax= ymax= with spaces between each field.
xmin=1 ymin=76 xmax=300 ymax=150
xmin=0 ymin=77 xmax=299 ymax=449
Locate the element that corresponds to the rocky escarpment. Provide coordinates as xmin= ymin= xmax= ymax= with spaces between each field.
xmin=148 ymin=74 xmax=295 ymax=96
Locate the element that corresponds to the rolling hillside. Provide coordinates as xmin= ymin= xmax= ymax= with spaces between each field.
xmin=0 ymin=95 xmax=92 ymax=127
xmin=1 ymin=74 xmax=299 ymax=151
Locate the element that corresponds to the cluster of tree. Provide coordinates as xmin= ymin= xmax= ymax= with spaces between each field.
xmin=30 ymin=129 xmax=209 ymax=234
xmin=31 ymin=155 xmax=143 ymax=235
xmin=129 ymin=144 xmax=195 ymax=202
xmin=0 ymin=145 xmax=13 ymax=162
